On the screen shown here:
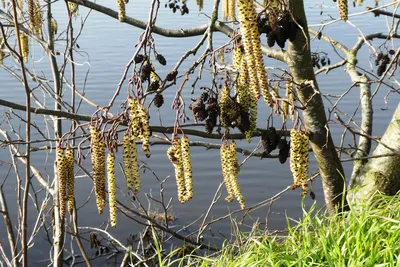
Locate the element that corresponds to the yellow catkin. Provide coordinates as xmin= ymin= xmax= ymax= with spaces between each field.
xmin=220 ymin=143 xmax=234 ymax=202
xmin=219 ymin=86 xmax=231 ymax=129
xmin=1 ymin=0 xmax=5 ymax=9
xmin=107 ymin=153 xmax=117 ymax=227
xmin=130 ymin=135 xmax=141 ymax=193
xmin=128 ymin=98 xmax=151 ymax=158
xmin=247 ymin=4 xmax=272 ymax=106
xmin=356 ymin=0 xmax=363 ymax=6
xmin=20 ymin=33 xmax=29 ymax=63
xmin=196 ymin=0 xmax=203 ymax=11
xmin=28 ymin=0 xmax=35 ymax=31
xmin=34 ymin=0 xmax=42 ymax=35
xmin=286 ymin=81 xmax=295 ymax=121
xmin=289 ymin=129 xmax=309 ymax=196
xmin=50 ymin=19 xmax=58 ymax=38
xmin=0 ymin=40 xmax=4 ymax=64
xmin=234 ymin=47 xmax=257 ymax=142
xmin=228 ymin=0 xmax=236 ymax=21
xmin=17 ymin=0 xmax=22 ymax=10
xmin=228 ymin=142 xmax=245 ymax=209
xmin=167 ymin=137 xmax=186 ymax=203
xmin=222 ymin=0 xmax=228 ymax=20
xmin=65 ymin=148 xmax=75 ymax=215
xmin=90 ymin=126 xmax=106 ymax=214
xmin=338 ymin=0 xmax=348 ymax=21
xmin=122 ymin=133 xmax=133 ymax=189
xmin=181 ymin=136 xmax=193 ymax=201
xmin=56 ymin=147 xmax=67 ymax=219
xmin=237 ymin=0 xmax=264 ymax=101
xmin=117 ymin=0 xmax=125 ymax=22
xmin=68 ymin=2 xmax=78 ymax=16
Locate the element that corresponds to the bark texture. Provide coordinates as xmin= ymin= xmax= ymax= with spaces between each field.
xmin=286 ymin=0 xmax=346 ymax=214
xmin=348 ymin=103 xmax=400 ymax=203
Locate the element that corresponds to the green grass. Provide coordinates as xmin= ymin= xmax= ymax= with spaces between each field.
xmin=179 ymin=193 xmax=400 ymax=267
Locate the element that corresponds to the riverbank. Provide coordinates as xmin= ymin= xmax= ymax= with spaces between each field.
xmin=163 ymin=193 xmax=400 ymax=266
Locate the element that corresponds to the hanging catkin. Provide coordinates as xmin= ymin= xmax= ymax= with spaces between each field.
xmin=107 ymin=153 xmax=117 ymax=227
xmin=56 ymin=147 xmax=67 ymax=219
xmin=128 ymin=98 xmax=151 ymax=158
xmin=130 ymin=135 xmax=141 ymax=193
xmin=338 ymin=0 xmax=348 ymax=21
xmin=289 ymin=129 xmax=310 ymax=196
xmin=228 ymin=142 xmax=245 ymax=209
xmin=65 ymin=148 xmax=75 ymax=214
xmin=167 ymin=137 xmax=186 ymax=203
xmin=117 ymin=0 xmax=125 ymax=22
xmin=20 ymin=33 xmax=29 ymax=63
xmin=237 ymin=0 xmax=272 ymax=106
xmin=233 ymin=47 xmax=257 ymax=142
xmin=28 ymin=0 xmax=35 ymax=30
xmin=90 ymin=126 xmax=106 ymax=214
xmin=122 ymin=133 xmax=133 ymax=189
xmin=181 ymin=136 xmax=193 ymax=201
xmin=33 ymin=0 xmax=42 ymax=35
xmin=220 ymin=143 xmax=234 ymax=202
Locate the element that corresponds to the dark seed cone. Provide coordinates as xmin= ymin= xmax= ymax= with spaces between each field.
xmin=261 ymin=127 xmax=279 ymax=154
xmin=156 ymin=54 xmax=167 ymax=65
xmin=134 ymin=54 xmax=145 ymax=64
xmin=166 ymin=70 xmax=178 ymax=81
xmin=267 ymin=32 xmax=276 ymax=47
xmin=149 ymin=80 xmax=160 ymax=92
xmin=141 ymin=61 xmax=153 ymax=81
xmin=278 ymin=139 xmax=290 ymax=164
xmin=66 ymin=148 xmax=75 ymax=214
xmin=153 ymin=93 xmax=164 ymax=108
xmin=190 ymin=100 xmax=207 ymax=121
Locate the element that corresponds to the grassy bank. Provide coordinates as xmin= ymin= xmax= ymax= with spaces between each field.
xmin=170 ymin=194 xmax=400 ymax=266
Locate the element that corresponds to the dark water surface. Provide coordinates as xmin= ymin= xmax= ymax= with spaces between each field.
xmin=0 ymin=0 xmax=399 ymax=265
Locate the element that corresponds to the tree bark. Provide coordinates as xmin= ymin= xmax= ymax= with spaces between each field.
xmin=348 ymin=103 xmax=400 ymax=203
xmin=286 ymin=0 xmax=347 ymax=214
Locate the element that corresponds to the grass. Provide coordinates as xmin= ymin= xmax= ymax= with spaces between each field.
xmin=174 ymin=193 xmax=400 ymax=267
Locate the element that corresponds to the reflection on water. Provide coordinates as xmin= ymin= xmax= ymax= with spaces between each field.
xmin=0 ymin=0 xmax=399 ymax=265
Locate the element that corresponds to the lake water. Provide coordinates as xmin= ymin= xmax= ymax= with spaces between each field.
xmin=0 ymin=0 xmax=399 ymax=265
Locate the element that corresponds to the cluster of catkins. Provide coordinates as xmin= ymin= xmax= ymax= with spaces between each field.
xmin=128 ymin=98 xmax=151 ymax=158
xmin=232 ymin=47 xmax=258 ymax=141
xmin=222 ymin=0 xmax=235 ymax=21
xmin=289 ymin=129 xmax=310 ymax=196
xmin=89 ymin=126 xmax=107 ymax=215
xmin=237 ymin=0 xmax=272 ymax=106
xmin=167 ymin=136 xmax=193 ymax=203
xmin=89 ymin=126 xmax=118 ymax=227
xmin=56 ymin=147 xmax=75 ymax=219
xmin=220 ymin=141 xmax=245 ymax=209
xmin=28 ymin=0 xmax=42 ymax=35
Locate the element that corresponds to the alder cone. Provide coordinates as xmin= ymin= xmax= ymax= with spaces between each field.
xmin=153 ymin=93 xmax=164 ymax=108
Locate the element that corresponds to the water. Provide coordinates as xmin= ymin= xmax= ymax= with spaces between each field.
xmin=0 ymin=0 xmax=399 ymax=265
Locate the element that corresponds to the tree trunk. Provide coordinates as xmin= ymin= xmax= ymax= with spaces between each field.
xmin=348 ymin=103 xmax=400 ymax=203
xmin=286 ymin=0 xmax=347 ymax=214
